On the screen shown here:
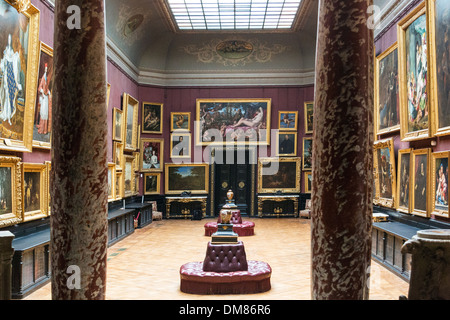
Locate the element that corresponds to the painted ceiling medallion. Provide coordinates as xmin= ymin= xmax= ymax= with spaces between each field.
xmin=216 ymin=40 xmax=253 ymax=60
xmin=123 ymin=14 xmax=144 ymax=37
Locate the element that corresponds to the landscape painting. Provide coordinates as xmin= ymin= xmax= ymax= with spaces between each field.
xmin=165 ymin=163 xmax=208 ymax=194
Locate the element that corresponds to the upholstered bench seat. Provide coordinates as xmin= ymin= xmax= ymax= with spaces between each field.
xmin=179 ymin=260 xmax=272 ymax=294
xmin=204 ymin=221 xmax=255 ymax=236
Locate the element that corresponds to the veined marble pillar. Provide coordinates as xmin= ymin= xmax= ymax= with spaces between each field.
xmin=311 ymin=0 xmax=374 ymax=299
xmin=51 ymin=0 xmax=108 ymax=300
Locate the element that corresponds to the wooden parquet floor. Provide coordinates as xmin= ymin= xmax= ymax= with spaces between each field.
xmin=24 ymin=218 xmax=409 ymax=300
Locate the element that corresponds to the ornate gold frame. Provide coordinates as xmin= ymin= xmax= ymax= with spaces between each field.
xmin=140 ymin=138 xmax=164 ymax=172
xmin=373 ymin=138 xmax=397 ymax=209
xmin=112 ymin=108 xmax=123 ymax=142
xmin=0 ymin=2 xmax=40 ymax=152
xmin=396 ymin=148 xmax=412 ymax=214
xmin=430 ymin=151 xmax=449 ymax=218
xmin=115 ymin=171 xmax=123 ymax=200
xmin=411 ymin=148 xmax=430 ymax=217
xmin=302 ymin=137 xmax=312 ymax=170
xmin=45 ymin=160 xmax=51 ymax=214
xmin=144 ymin=173 xmax=161 ymax=195
xmin=304 ymin=171 xmax=312 ymax=193
xmin=165 ymin=163 xmax=209 ymax=195
xmin=107 ymin=162 xmax=115 ymax=202
xmin=275 ymin=131 xmax=297 ymax=157
xmin=304 ymin=101 xmax=314 ymax=134
xmin=170 ymin=132 xmax=191 ymax=158
xmin=427 ymin=0 xmax=450 ymax=137
xmin=123 ymin=154 xmax=136 ymax=197
xmin=0 ymin=156 xmax=22 ymax=227
xmin=397 ymin=1 xmax=431 ymax=141
xmin=195 ymin=98 xmax=271 ymax=146
xmin=374 ymin=42 xmax=400 ymax=136
xmin=113 ymin=141 xmax=124 ymax=171
xmin=122 ymin=93 xmax=139 ymax=151
xmin=142 ymin=102 xmax=163 ymax=134
xmin=257 ymin=157 xmax=301 ymax=194
xmin=22 ymin=163 xmax=47 ymax=222
xmin=170 ymin=112 xmax=190 ymax=132
xmin=278 ymin=111 xmax=298 ymax=131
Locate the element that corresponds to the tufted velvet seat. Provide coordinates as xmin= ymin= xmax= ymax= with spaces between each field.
xmin=204 ymin=210 xmax=255 ymax=236
xmin=180 ymin=241 xmax=271 ymax=294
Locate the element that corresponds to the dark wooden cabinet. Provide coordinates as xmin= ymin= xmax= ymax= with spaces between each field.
xmin=165 ymin=196 xmax=207 ymax=219
xmin=125 ymin=202 xmax=152 ymax=228
xmin=107 ymin=208 xmax=135 ymax=246
xmin=257 ymin=195 xmax=299 ymax=217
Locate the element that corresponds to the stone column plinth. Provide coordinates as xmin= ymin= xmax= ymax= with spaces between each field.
xmin=311 ymin=0 xmax=374 ymax=300
xmin=51 ymin=0 xmax=108 ymax=300
xmin=402 ymin=229 xmax=450 ymax=300
xmin=0 ymin=231 xmax=15 ymax=300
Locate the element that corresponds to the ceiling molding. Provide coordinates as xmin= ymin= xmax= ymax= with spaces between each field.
xmin=374 ymin=0 xmax=419 ymax=40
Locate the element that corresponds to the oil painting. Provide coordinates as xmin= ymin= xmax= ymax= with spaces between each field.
xmin=140 ymin=138 xmax=163 ymax=172
xmin=165 ymin=163 xmax=208 ymax=194
xmin=276 ymin=132 xmax=297 ymax=157
xmin=373 ymin=138 xmax=396 ymax=208
xmin=123 ymin=93 xmax=138 ymax=151
xmin=278 ymin=111 xmax=297 ymax=131
xmin=412 ymin=148 xmax=430 ymax=217
xmin=22 ymin=163 xmax=46 ymax=221
xmin=258 ymin=157 xmax=301 ymax=193
xmin=142 ymin=102 xmax=163 ymax=134
xmin=113 ymin=108 xmax=123 ymax=142
xmin=302 ymin=137 xmax=312 ymax=170
xmin=304 ymin=102 xmax=313 ymax=134
xmin=170 ymin=132 xmax=190 ymax=158
xmin=144 ymin=173 xmax=160 ymax=195
xmin=431 ymin=151 xmax=449 ymax=217
xmin=0 ymin=156 xmax=21 ymax=227
xmin=171 ymin=112 xmax=190 ymax=131
xmin=396 ymin=149 xmax=412 ymax=213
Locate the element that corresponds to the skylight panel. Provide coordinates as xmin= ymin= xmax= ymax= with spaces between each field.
xmin=166 ymin=0 xmax=302 ymax=31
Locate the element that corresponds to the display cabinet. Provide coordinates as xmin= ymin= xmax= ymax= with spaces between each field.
xmin=257 ymin=194 xmax=299 ymax=217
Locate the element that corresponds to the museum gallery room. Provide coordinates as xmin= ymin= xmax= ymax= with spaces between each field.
xmin=0 ymin=0 xmax=450 ymax=305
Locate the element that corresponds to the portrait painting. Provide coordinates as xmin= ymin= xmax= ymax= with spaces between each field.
xmin=113 ymin=141 xmax=124 ymax=170
xmin=22 ymin=163 xmax=46 ymax=221
xmin=304 ymin=102 xmax=313 ymax=134
xmin=375 ymin=43 xmax=400 ymax=135
xmin=396 ymin=149 xmax=412 ymax=213
xmin=304 ymin=171 xmax=312 ymax=193
xmin=258 ymin=157 xmax=301 ymax=193
xmin=107 ymin=163 xmax=115 ymax=201
xmin=276 ymin=132 xmax=297 ymax=157
xmin=122 ymin=93 xmax=138 ymax=151
xmin=196 ymin=98 xmax=271 ymax=146
xmin=278 ymin=111 xmax=297 ymax=131
xmin=140 ymin=138 xmax=163 ymax=172
xmin=170 ymin=132 xmax=191 ymax=158
xmin=142 ymin=102 xmax=163 ymax=134
xmin=0 ymin=166 xmax=12 ymax=216
xmin=0 ymin=156 xmax=21 ymax=227
xmin=144 ymin=173 xmax=160 ymax=195
xmin=428 ymin=0 xmax=450 ymax=136
xmin=115 ymin=171 xmax=123 ymax=200
xmin=398 ymin=3 xmax=430 ymax=141
xmin=412 ymin=148 xmax=430 ymax=217
xmin=33 ymin=42 xmax=53 ymax=148
xmin=0 ymin=1 xmax=40 ymax=152
xmin=165 ymin=163 xmax=208 ymax=194
xmin=124 ymin=155 xmax=135 ymax=196
xmin=112 ymin=108 xmax=123 ymax=142
xmin=302 ymin=137 xmax=312 ymax=170
xmin=431 ymin=151 xmax=449 ymax=217
xmin=373 ymin=138 xmax=396 ymax=208
xmin=171 ymin=112 xmax=190 ymax=131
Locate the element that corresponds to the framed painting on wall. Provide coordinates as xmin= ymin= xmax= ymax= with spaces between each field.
xmin=304 ymin=171 xmax=312 ymax=193
xmin=33 ymin=42 xmax=53 ymax=149
xmin=112 ymin=108 xmax=123 ymax=142
xmin=165 ymin=163 xmax=209 ymax=195
xmin=171 ymin=112 xmax=190 ymax=131
xmin=373 ymin=138 xmax=396 ymax=209
xmin=22 ymin=163 xmax=47 ymax=222
xmin=304 ymin=101 xmax=314 ymax=134
xmin=144 ymin=173 xmax=160 ymax=195
xmin=140 ymin=138 xmax=163 ymax=172
xmin=258 ymin=157 xmax=301 ymax=194
xmin=122 ymin=93 xmax=139 ymax=152
xmin=115 ymin=171 xmax=123 ymax=200
xmin=302 ymin=137 xmax=312 ymax=170
xmin=170 ymin=132 xmax=191 ymax=158
xmin=0 ymin=1 xmax=40 ymax=152
xmin=396 ymin=149 xmax=412 ymax=214
xmin=411 ymin=148 xmax=430 ymax=217
xmin=398 ymin=2 xmax=431 ymax=141
xmin=142 ymin=102 xmax=163 ymax=134
xmin=275 ymin=132 xmax=297 ymax=157
xmin=427 ymin=0 xmax=450 ymax=136
xmin=123 ymin=155 xmax=135 ymax=197
xmin=374 ymin=42 xmax=400 ymax=136
xmin=45 ymin=160 xmax=51 ymax=215
xmin=113 ymin=141 xmax=124 ymax=171
xmin=196 ymin=98 xmax=271 ymax=146
xmin=107 ymin=162 xmax=115 ymax=202
xmin=431 ymin=151 xmax=449 ymax=218
xmin=0 ymin=156 xmax=21 ymax=227
xmin=278 ymin=111 xmax=298 ymax=131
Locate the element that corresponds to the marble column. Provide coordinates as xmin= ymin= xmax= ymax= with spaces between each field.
xmin=0 ymin=231 xmax=15 ymax=300
xmin=311 ymin=0 xmax=374 ymax=299
xmin=51 ymin=0 xmax=108 ymax=300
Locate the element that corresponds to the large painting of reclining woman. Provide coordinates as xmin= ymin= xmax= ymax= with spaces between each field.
xmin=196 ymin=98 xmax=271 ymax=146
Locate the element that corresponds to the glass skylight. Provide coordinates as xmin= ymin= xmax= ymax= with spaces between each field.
xmin=166 ymin=0 xmax=302 ymax=31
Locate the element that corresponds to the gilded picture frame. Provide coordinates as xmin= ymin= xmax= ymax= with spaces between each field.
xmin=142 ymin=102 xmax=163 ymax=134
xmin=411 ymin=148 xmax=430 ymax=217
xmin=0 ymin=155 xmax=22 ymax=227
xmin=115 ymin=171 xmax=123 ymax=200
xmin=165 ymin=163 xmax=209 ymax=195
xmin=107 ymin=83 xmax=111 ymax=109
xmin=123 ymin=154 xmax=135 ymax=197
xmin=22 ymin=163 xmax=47 ymax=222
xmin=302 ymin=137 xmax=312 ymax=170
xmin=170 ymin=132 xmax=191 ymax=159
xmin=258 ymin=157 xmax=301 ymax=194
xmin=275 ymin=132 xmax=297 ymax=157
xmin=112 ymin=108 xmax=123 ymax=142
xmin=45 ymin=160 xmax=51 ymax=215
xmin=374 ymin=42 xmax=400 ymax=136
xmin=122 ymin=93 xmax=139 ymax=152
xmin=32 ymin=41 xmax=53 ymax=149
xmin=107 ymin=162 xmax=115 ymax=202
xmin=304 ymin=101 xmax=314 ymax=134
xmin=144 ymin=172 xmax=161 ymax=195
xmin=196 ymin=98 xmax=271 ymax=146
xmin=396 ymin=149 xmax=412 ymax=214
xmin=133 ymin=151 xmax=140 ymax=172
xmin=170 ymin=112 xmax=190 ymax=131
xmin=0 ymin=1 xmax=40 ymax=152
xmin=113 ymin=141 xmax=124 ymax=171
xmin=304 ymin=171 xmax=312 ymax=193
xmin=430 ymin=151 xmax=449 ymax=218
xmin=427 ymin=0 xmax=450 ymax=137
xmin=373 ymin=138 xmax=396 ymax=209
xmin=278 ymin=111 xmax=298 ymax=131
xmin=140 ymin=138 xmax=164 ymax=172
xmin=398 ymin=2 xmax=431 ymax=141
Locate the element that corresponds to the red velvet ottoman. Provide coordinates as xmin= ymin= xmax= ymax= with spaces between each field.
xmin=204 ymin=210 xmax=255 ymax=236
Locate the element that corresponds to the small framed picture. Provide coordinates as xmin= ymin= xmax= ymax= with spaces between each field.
xmin=112 ymin=108 xmax=123 ymax=142
xmin=171 ymin=112 xmax=190 ymax=131
xmin=278 ymin=111 xmax=298 ymax=131
xmin=144 ymin=173 xmax=161 ymax=195
xmin=304 ymin=101 xmax=314 ymax=134
xmin=170 ymin=132 xmax=191 ymax=158
xmin=304 ymin=171 xmax=312 ymax=193
xmin=302 ymin=137 xmax=312 ymax=170
xmin=142 ymin=102 xmax=163 ymax=134
xmin=276 ymin=132 xmax=297 ymax=156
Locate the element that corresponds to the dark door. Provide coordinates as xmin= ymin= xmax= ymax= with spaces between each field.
xmin=214 ymin=149 xmax=252 ymax=215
